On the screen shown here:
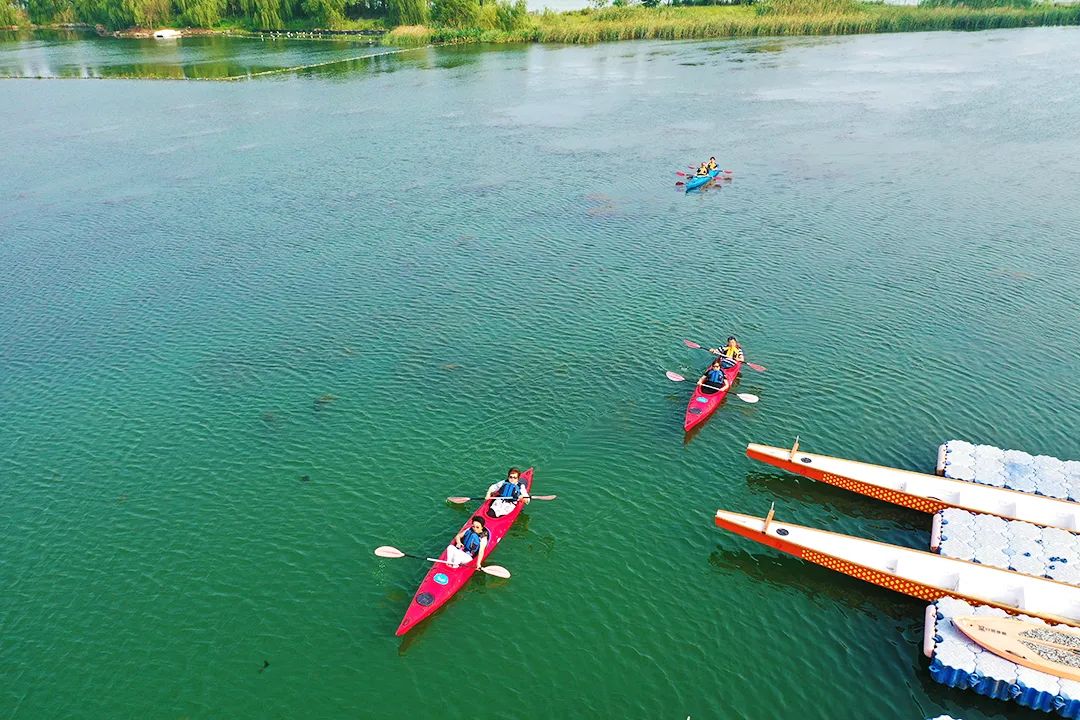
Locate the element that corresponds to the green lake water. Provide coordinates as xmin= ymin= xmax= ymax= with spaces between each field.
xmin=3 ymin=27 xmax=1080 ymax=720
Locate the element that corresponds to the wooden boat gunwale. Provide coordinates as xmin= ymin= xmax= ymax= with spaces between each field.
xmin=954 ymin=615 xmax=1080 ymax=681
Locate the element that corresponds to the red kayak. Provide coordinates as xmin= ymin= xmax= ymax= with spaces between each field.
xmin=683 ymin=360 xmax=742 ymax=432
xmin=396 ymin=467 xmax=534 ymax=636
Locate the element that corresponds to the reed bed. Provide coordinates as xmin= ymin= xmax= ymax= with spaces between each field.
xmin=383 ymin=4 xmax=1080 ymax=46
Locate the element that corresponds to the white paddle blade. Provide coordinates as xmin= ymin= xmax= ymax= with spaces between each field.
xmin=374 ymin=546 xmax=405 ymax=558
xmin=481 ymin=565 xmax=511 ymax=579
xmin=736 ymin=393 xmax=759 ymax=404
xmin=665 ymin=371 xmax=686 ymax=382
xmin=446 ymin=496 xmax=471 ymax=504
xmin=531 ymin=494 xmax=557 ymax=501
xmin=682 ymin=339 xmax=701 ymax=349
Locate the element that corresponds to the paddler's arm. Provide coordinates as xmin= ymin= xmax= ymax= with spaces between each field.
xmin=521 ymin=486 xmax=530 ymax=505
xmin=452 ymin=530 xmax=465 ymax=548
xmin=475 ymin=538 xmax=488 ymax=569
xmin=484 ymin=481 xmax=501 ymax=501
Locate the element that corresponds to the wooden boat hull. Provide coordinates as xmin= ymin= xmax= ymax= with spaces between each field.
xmin=714 ymin=508 xmax=1080 ymax=626
xmin=746 ymin=442 xmax=1080 ymax=532
xmin=955 ymin=615 xmax=1080 ymax=681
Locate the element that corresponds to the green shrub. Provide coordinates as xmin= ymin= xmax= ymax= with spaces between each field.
xmin=495 ymin=0 xmax=527 ymax=30
xmin=920 ymin=0 xmax=1031 ymax=8
xmin=0 ymin=0 xmax=29 ymax=24
xmin=755 ymin=0 xmax=861 ymax=15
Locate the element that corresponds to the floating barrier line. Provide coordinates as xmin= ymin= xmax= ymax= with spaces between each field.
xmin=223 ymin=47 xmax=417 ymax=81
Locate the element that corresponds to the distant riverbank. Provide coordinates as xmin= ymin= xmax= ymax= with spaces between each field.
xmin=6 ymin=1 xmax=1080 ymax=46
xmin=384 ymin=3 xmax=1080 ymax=45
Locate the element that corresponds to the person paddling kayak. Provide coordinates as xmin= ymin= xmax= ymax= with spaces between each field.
xmin=695 ymin=162 xmax=711 ymax=177
xmin=709 ymin=336 xmax=745 ymax=364
xmin=696 ymin=357 xmax=730 ymax=395
xmin=707 ymin=157 xmax=719 ymax=172
xmin=447 ymin=516 xmax=489 ymax=569
xmin=485 ymin=467 xmax=531 ymax=518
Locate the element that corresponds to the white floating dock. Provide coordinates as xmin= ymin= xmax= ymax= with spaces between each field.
xmin=936 ymin=507 xmax=1080 ymax=584
xmin=937 ymin=440 xmax=1080 ymax=502
xmin=925 ymin=596 xmax=1080 ymax=717
xmin=928 ymin=441 xmax=1080 ymax=714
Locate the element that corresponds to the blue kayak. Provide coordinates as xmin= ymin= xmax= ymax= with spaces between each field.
xmin=685 ymin=168 xmax=720 ymax=192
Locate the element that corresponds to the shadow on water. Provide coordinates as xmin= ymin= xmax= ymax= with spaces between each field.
xmin=744 ymin=470 xmax=930 ymax=527
xmin=395 ymin=571 xmax=510 ymax=655
xmin=707 ymin=546 xmax=919 ymax=622
xmin=912 ymin=660 xmax=1024 ymax=719
xmin=681 ymin=400 xmax=756 ymax=446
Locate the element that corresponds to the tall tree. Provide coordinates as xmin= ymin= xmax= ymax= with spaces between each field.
xmin=175 ymin=0 xmax=225 ymax=26
xmin=122 ymin=0 xmax=171 ymax=26
xmin=432 ymin=0 xmax=477 ymax=27
xmin=387 ymin=0 xmax=427 ymax=24
xmin=301 ymin=0 xmax=344 ymax=23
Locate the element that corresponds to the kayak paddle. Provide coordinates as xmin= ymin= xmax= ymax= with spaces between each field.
xmin=664 ymin=371 xmax=759 ymax=403
xmin=682 ymin=339 xmax=766 ymax=372
xmin=447 ymin=495 xmax=556 ymax=504
xmin=374 ymin=546 xmax=511 ymax=578
xmin=677 ymin=170 xmax=733 ymax=178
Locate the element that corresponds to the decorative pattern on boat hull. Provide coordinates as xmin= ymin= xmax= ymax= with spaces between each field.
xmin=802 ymin=549 xmax=947 ymax=603
xmin=820 ymin=472 xmax=951 ymax=515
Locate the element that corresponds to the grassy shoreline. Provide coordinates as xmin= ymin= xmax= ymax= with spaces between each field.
xmin=383 ymin=5 xmax=1080 ymax=45
xmin=6 ymin=4 xmax=1080 ymax=45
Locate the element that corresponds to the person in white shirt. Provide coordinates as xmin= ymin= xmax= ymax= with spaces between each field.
xmin=446 ymin=516 xmax=489 ymax=569
xmin=485 ymin=467 xmax=530 ymax=518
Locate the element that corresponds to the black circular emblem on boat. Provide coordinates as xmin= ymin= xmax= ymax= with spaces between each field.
xmin=776 ymin=528 xmax=789 ymax=536
xmin=688 ymin=407 xmax=703 ymax=415
xmin=800 ymin=457 xmax=812 ymax=463
xmin=416 ymin=592 xmax=434 ymax=607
